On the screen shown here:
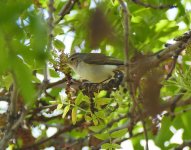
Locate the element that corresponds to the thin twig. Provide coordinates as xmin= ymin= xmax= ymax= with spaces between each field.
xmin=33 ymin=104 xmax=57 ymax=113
xmin=118 ymin=1 xmax=142 ymax=127
xmin=9 ymin=76 xmax=18 ymax=121
xmin=0 ymin=96 xmax=10 ymax=101
xmin=0 ymin=74 xmax=19 ymax=149
xmin=43 ymin=0 xmax=54 ymax=84
xmin=165 ymin=106 xmax=191 ymax=117
xmin=0 ymin=109 xmax=26 ymax=149
xmin=54 ymin=0 xmax=79 ymax=25
xmin=44 ymin=90 xmax=56 ymax=99
xmin=0 ymin=111 xmax=25 ymax=147
xmin=165 ymin=56 xmax=178 ymax=80
xmin=131 ymin=0 xmax=176 ymax=9
xmin=46 ymin=78 xmax=67 ymax=89
xmin=11 ymin=110 xmax=26 ymax=130
xmin=118 ymin=0 xmax=129 ymax=83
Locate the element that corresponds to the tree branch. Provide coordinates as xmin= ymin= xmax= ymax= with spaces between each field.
xmin=46 ymin=78 xmax=67 ymax=89
xmin=54 ymin=0 xmax=79 ymax=25
xmin=43 ymin=0 xmax=55 ymax=84
xmin=0 ymin=75 xmax=20 ymax=149
xmin=118 ymin=0 xmax=130 ymax=83
xmin=131 ymin=0 xmax=176 ymax=9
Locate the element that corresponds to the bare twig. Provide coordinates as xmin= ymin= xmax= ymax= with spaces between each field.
xmin=118 ymin=1 xmax=143 ymax=126
xmin=47 ymin=0 xmax=54 ymax=51
xmin=0 ymin=96 xmax=10 ymax=101
xmin=165 ymin=106 xmax=191 ymax=118
xmin=33 ymin=104 xmax=57 ymax=112
xmin=54 ymin=0 xmax=79 ymax=25
xmin=118 ymin=0 xmax=142 ymax=128
xmin=0 ymin=75 xmax=20 ymax=149
xmin=11 ymin=110 xmax=26 ymax=130
xmin=9 ymin=77 xmax=18 ymax=121
xmin=43 ymin=0 xmax=55 ymax=84
xmin=118 ymin=0 xmax=130 ymax=83
xmin=0 ymin=110 xmax=26 ymax=148
xmin=46 ymin=78 xmax=67 ymax=89
xmin=177 ymin=98 xmax=191 ymax=107
xmin=131 ymin=0 xmax=176 ymax=9
xmin=165 ymin=56 xmax=178 ymax=80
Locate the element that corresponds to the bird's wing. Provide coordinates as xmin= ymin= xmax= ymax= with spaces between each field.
xmin=82 ymin=53 xmax=124 ymax=65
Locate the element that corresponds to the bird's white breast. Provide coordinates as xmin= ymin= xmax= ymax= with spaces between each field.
xmin=75 ymin=61 xmax=117 ymax=83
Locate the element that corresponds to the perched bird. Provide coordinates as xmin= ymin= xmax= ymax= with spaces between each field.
xmin=67 ymin=53 xmax=124 ymax=83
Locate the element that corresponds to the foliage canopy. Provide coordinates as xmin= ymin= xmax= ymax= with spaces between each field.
xmin=0 ymin=0 xmax=191 ymax=150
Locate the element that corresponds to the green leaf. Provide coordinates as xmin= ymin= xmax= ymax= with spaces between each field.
xmin=102 ymin=143 xmax=121 ymax=149
xmin=92 ymin=115 xmax=98 ymax=126
xmin=95 ymin=111 xmax=105 ymax=120
xmin=70 ymin=129 xmax=88 ymax=139
xmin=49 ymin=69 xmax=59 ymax=77
xmin=89 ymin=124 xmax=105 ymax=132
xmin=54 ymin=26 xmax=64 ymax=35
xmin=173 ymin=111 xmax=191 ymax=139
xmin=155 ymin=117 xmax=173 ymax=148
xmin=85 ymin=114 xmax=92 ymax=121
xmin=57 ymin=104 xmax=63 ymax=110
xmin=96 ymin=90 xmax=107 ymax=98
xmin=94 ymin=133 xmax=110 ymax=140
xmin=75 ymin=91 xmax=89 ymax=105
xmin=72 ymin=106 xmax=77 ymax=125
xmin=53 ymin=39 xmax=65 ymax=50
xmin=110 ymin=128 xmax=127 ymax=138
xmin=132 ymin=135 xmax=144 ymax=150
xmin=62 ymin=105 xmax=70 ymax=118
xmin=14 ymin=57 xmax=36 ymax=105
xmin=0 ymin=74 xmax=12 ymax=90
xmin=95 ymin=98 xmax=112 ymax=106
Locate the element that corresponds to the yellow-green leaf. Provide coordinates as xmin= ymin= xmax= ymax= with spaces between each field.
xmin=72 ymin=107 xmax=77 ymax=125
xmin=102 ymin=143 xmax=121 ymax=149
xmin=95 ymin=98 xmax=112 ymax=106
xmin=110 ymin=128 xmax=127 ymax=138
xmin=92 ymin=114 xmax=98 ymax=126
xmin=57 ymin=104 xmax=63 ymax=110
xmin=94 ymin=133 xmax=110 ymax=140
xmin=62 ymin=105 xmax=70 ymax=118
xmin=53 ymin=39 xmax=65 ymax=50
xmin=75 ymin=91 xmax=89 ymax=105
xmin=85 ymin=114 xmax=92 ymax=121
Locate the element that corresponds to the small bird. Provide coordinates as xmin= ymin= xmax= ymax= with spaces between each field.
xmin=67 ymin=53 xmax=124 ymax=83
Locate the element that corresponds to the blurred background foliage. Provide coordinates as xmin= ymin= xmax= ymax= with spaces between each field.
xmin=0 ymin=0 xmax=191 ymax=149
